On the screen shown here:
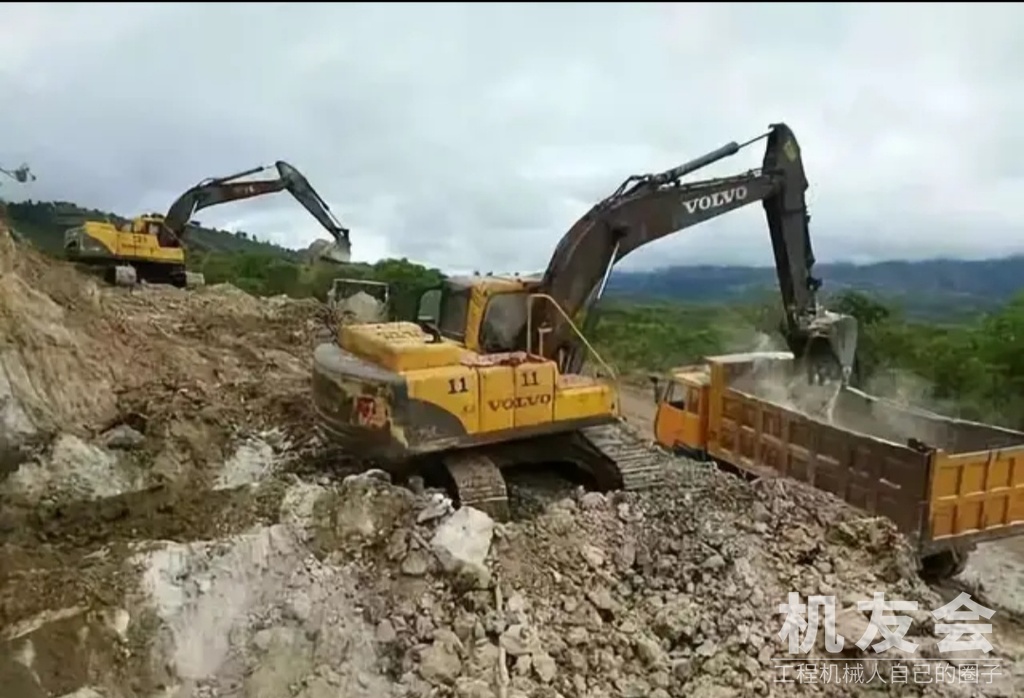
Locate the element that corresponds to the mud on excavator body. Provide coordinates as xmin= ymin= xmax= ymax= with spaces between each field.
xmin=312 ymin=275 xmax=664 ymax=520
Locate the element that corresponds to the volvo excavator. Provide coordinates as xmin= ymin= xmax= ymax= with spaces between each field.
xmin=64 ymin=161 xmax=351 ymax=288
xmin=311 ymin=123 xmax=859 ymax=520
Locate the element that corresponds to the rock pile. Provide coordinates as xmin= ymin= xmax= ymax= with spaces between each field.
xmin=292 ymin=467 xmax=1017 ymax=698
xmin=1 ymin=226 xmax=1021 ymax=697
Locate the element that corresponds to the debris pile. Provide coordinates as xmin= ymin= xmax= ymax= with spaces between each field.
xmin=1 ymin=228 xmax=1021 ymax=697
xmin=310 ymin=470 xmax=1018 ymax=698
xmin=0 ymin=227 xmax=322 ymax=500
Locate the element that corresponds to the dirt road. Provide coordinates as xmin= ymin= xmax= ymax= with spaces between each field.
xmin=618 ymin=381 xmax=657 ymax=438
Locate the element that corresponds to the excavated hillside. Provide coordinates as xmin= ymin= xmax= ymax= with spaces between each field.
xmin=0 ymin=226 xmax=1021 ymax=698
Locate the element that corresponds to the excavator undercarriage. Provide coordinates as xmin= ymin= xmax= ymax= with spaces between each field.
xmin=437 ymin=425 xmax=665 ymax=520
xmin=312 ymin=341 xmax=666 ymax=522
xmin=101 ymin=260 xmax=205 ymax=289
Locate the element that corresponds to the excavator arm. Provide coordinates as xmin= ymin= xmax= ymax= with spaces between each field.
xmin=158 ymin=161 xmax=351 ymax=262
xmin=536 ymin=123 xmax=857 ymax=383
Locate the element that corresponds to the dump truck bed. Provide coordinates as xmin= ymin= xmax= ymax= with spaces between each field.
xmin=709 ymin=377 xmax=1024 ymax=553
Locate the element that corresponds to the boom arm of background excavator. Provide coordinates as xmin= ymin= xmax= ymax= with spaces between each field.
xmin=534 ymin=123 xmax=857 ymax=383
xmin=158 ymin=161 xmax=351 ymax=262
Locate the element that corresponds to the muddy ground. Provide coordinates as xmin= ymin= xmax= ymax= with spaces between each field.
xmin=1 ymin=226 xmax=1022 ymax=697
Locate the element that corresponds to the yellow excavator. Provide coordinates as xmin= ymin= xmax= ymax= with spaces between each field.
xmin=63 ymin=161 xmax=351 ymax=288
xmin=312 ymin=123 xmax=859 ymax=520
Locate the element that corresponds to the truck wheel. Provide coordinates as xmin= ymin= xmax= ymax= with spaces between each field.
xmin=948 ymin=549 xmax=970 ymax=577
xmin=920 ymin=549 xmax=970 ymax=581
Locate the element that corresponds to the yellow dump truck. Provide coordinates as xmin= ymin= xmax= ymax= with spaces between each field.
xmin=651 ymin=351 xmax=1024 ymax=579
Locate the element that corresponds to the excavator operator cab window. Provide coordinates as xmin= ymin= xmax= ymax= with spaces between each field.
xmin=416 ymin=288 xmax=441 ymax=321
xmin=479 ymin=292 xmax=528 ymax=354
xmin=146 ymin=221 xmax=161 ymax=237
xmin=436 ymin=285 xmax=470 ymax=342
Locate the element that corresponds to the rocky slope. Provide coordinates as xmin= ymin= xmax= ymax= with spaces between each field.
xmin=0 ymin=226 xmax=1020 ymax=697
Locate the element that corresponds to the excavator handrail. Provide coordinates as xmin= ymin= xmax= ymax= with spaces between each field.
xmin=526 ymin=292 xmax=618 ymax=384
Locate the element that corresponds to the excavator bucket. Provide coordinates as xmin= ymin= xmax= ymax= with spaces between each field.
xmin=318 ymin=238 xmax=352 ymax=264
xmin=803 ymin=311 xmax=859 ymax=384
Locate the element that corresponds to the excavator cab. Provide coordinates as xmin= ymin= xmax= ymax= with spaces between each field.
xmin=327 ymin=278 xmax=391 ymax=325
xmin=413 ymin=277 xmax=534 ymax=354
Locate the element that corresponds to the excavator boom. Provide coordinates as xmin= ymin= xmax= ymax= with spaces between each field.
xmin=158 ymin=161 xmax=351 ymax=263
xmin=535 ymin=123 xmax=856 ymax=383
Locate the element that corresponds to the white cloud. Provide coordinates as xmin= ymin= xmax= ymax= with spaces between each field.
xmin=2 ymin=2 xmax=1022 ymax=271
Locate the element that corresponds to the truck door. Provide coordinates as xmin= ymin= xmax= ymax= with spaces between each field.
xmin=654 ymin=380 xmax=690 ymax=450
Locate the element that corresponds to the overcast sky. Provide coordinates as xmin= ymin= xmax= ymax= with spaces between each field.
xmin=2 ymin=3 xmax=1022 ymax=272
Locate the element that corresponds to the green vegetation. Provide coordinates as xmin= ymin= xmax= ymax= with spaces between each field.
xmin=5 ymin=197 xmax=1024 ymax=429
xmin=594 ymin=289 xmax=1024 ymax=430
xmin=188 ymin=250 xmax=444 ymax=318
xmin=829 ymin=290 xmax=1024 ymax=428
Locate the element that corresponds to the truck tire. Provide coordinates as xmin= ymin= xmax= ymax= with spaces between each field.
xmin=920 ymin=549 xmax=970 ymax=581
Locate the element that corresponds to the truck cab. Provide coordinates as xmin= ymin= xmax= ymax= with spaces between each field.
xmin=652 ymin=365 xmax=711 ymax=460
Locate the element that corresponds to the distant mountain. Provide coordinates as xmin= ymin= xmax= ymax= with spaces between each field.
xmin=607 ymin=258 xmax=1024 ymax=320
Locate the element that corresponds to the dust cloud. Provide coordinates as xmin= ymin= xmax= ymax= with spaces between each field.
xmin=728 ymin=334 xmax=1012 ymax=453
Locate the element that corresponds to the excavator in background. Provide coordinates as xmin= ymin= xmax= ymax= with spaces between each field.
xmin=312 ymin=123 xmax=859 ymax=520
xmin=0 ymin=162 xmax=35 ymax=185
xmin=63 ymin=161 xmax=351 ymax=288
xmin=0 ymin=162 xmax=35 ymax=240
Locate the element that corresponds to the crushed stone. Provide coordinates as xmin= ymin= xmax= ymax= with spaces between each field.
xmin=1 ymin=222 xmax=1022 ymax=698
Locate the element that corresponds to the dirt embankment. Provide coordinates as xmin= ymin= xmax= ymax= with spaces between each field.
xmin=1 ymin=228 xmax=1022 ymax=697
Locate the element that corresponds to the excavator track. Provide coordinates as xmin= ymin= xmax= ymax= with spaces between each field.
xmin=442 ymin=451 xmax=510 ymax=522
xmin=578 ymin=424 xmax=665 ymax=491
xmin=439 ymin=423 xmax=664 ymax=523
